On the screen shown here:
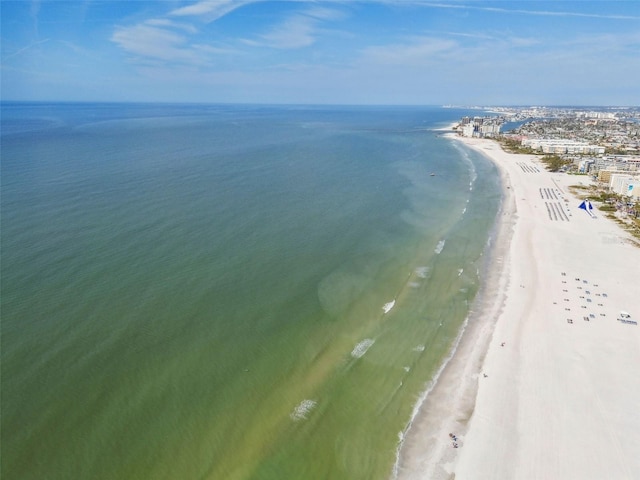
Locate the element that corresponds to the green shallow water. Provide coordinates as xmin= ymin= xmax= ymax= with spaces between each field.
xmin=1 ymin=104 xmax=501 ymax=479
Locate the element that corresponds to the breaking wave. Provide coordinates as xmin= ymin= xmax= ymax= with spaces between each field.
xmin=383 ymin=300 xmax=396 ymax=313
xmin=351 ymin=338 xmax=375 ymax=359
xmin=290 ymin=399 xmax=317 ymax=421
xmin=415 ymin=266 xmax=429 ymax=278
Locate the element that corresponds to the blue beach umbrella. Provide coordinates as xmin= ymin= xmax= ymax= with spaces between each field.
xmin=578 ymin=199 xmax=594 ymax=217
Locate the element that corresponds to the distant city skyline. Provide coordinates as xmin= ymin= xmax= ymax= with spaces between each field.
xmin=2 ymin=1 xmax=639 ymax=105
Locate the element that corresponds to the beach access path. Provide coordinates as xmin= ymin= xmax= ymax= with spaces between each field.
xmin=395 ymin=135 xmax=640 ymax=480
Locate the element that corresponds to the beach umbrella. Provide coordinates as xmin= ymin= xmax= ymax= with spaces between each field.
xmin=578 ymin=199 xmax=594 ymax=217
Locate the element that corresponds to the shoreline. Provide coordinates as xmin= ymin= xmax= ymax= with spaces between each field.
xmin=395 ymin=134 xmax=640 ymax=479
xmin=393 ymin=133 xmax=517 ymax=479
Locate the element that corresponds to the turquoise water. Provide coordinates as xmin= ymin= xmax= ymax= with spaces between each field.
xmin=1 ymin=103 xmax=501 ymax=479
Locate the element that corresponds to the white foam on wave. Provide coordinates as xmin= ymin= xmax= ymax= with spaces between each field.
xmin=383 ymin=300 xmax=396 ymax=313
xmin=467 ymin=157 xmax=478 ymax=187
xmin=290 ymin=399 xmax=317 ymax=421
xmin=351 ymin=338 xmax=375 ymax=359
xmin=415 ymin=266 xmax=429 ymax=278
xmin=458 ymin=268 xmax=464 ymax=277
xmin=462 ymin=207 xmax=467 ymax=214
xmin=434 ymin=240 xmax=445 ymax=254
xmin=450 ymin=136 xmax=478 ymax=188
xmin=412 ymin=344 xmax=425 ymax=352
xmin=468 ymin=173 xmax=476 ymax=191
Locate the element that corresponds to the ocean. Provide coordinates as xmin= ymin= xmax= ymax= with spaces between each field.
xmin=1 ymin=103 xmax=501 ymax=479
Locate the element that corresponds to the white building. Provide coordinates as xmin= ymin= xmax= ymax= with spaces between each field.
xmin=578 ymin=159 xmax=595 ymax=173
xmin=610 ymin=174 xmax=634 ymax=195
xmin=521 ymin=138 xmax=605 ymax=155
xmin=461 ymin=124 xmax=475 ymax=137
xmin=627 ymin=182 xmax=640 ymax=200
xmin=610 ymin=174 xmax=640 ymax=199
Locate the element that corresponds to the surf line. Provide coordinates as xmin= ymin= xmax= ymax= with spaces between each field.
xmin=381 ymin=269 xmax=417 ymax=316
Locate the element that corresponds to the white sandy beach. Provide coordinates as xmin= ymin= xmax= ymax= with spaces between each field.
xmin=396 ymin=135 xmax=640 ymax=479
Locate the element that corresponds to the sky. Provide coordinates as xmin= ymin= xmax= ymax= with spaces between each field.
xmin=1 ymin=0 xmax=639 ymax=105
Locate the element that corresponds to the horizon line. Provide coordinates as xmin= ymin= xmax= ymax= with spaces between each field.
xmin=2 ymin=100 xmax=639 ymax=109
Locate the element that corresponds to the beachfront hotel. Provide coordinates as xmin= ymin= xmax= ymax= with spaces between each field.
xmin=521 ymin=138 xmax=605 ymax=155
xmin=458 ymin=116 xmax=502 ymax=138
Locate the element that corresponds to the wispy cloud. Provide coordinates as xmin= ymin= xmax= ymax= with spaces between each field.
xmin=169 ymin=0 xmax=255 ymax=22
xmin=2 ymin=38 xmax=50 ymax=60
xmin=360 ymin=36 xmax=458 ymax=65
xmin=258 ymin=21 xmax=317 ymax=48
xmin=111 ymin=1 xmax=252 ymax=66
xmin=145 ymin=19 xmax=199 ymax=34
xmin=111 ymin=24 xmax=202 ymax=64
xmin=243 ymin=6 xmax=347 ymax=49
xmin=244 ymin=14 xmax=317 ymax=49
xmin=444 ymin=31 xmax=498 ymax=41
xmin=111 ymin=1 xmax=348 ymax=71
xmin=304 ymin=6 xmax=347 ymax=22
xmin=56 ymin=39 xmax=107 ymax=61
xmin=438 ymin=30 xmax=541 ymax=48
xmin=422 ymin=2 xmax=640 ymax=21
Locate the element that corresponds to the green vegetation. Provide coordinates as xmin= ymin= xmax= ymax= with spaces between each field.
xmin=540 ymin=154 xmax=573 ymax=172
xmin=605 ymin=147 xmax=629 ymax=156
xmin=496 ymin=137 xmax=535 ymax=154
xmin=569 ymin=184 xmax=590 ymax=191
xmin=598 ymin=204 xmax=617 ymax=212
xmin=591 ymin=191 xmax=618 ymax=203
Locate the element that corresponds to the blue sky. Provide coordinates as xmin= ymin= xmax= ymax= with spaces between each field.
xmin=2 ymin=1 xmax=639 ymax=105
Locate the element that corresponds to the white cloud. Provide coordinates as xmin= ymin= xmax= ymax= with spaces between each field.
xmin=169 ymin=0 xmax=255 ymax=22
xmin=243 ymin=6 xmax=346 ymax=49
xmin=304 ymin=6 xmax=347 ymax=22
xmin=111 ymin=1 xmax=249 ymax=66
xmin=360 ymin=37 xmax=458 ymax=65
xmin=145 ymin=19 xmax=199 ymax=34
xmin=252 ymin=16 xmax=317 ymax=48
xmin=422 ymin=2 xmax=640 ymax=21
xmin=111 ymin=24 xmax=202 ymax=64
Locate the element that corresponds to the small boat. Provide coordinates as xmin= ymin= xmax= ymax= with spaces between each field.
xmin=430 ymin=173 xmax=436 ymax=176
